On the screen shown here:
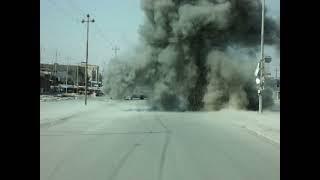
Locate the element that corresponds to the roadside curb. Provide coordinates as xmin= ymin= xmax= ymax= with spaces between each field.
xmin=243 ymin=126 xmax=280 ymax=147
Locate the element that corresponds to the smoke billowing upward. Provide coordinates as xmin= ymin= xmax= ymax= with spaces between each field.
xmin=104 ymin=0 xmax=279 ymax=111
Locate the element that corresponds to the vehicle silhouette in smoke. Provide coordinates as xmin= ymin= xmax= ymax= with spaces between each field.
xmin=124 ymin=94 xmax=147 ymax=100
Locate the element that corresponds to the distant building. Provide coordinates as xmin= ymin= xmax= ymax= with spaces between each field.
xmin=86 ymin=64 xmax=100 ymax=82
xmin=40 ymin=63 xmax=102 ymax=94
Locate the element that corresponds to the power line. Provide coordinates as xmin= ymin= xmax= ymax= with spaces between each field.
xmin=64 ymin=0 xmax=115 ymax=49
xmin=83 ymin=11 xmax=115 ymax=48
xmin=45 ymin=0 xmax=81 ymax=23
xmin=44 ymin=0 xmax=117 ymax=63
xmin=94 ymin=24 xmax=115 ymax=48
xmin=66 ymin=0 xmax=86 ymax=15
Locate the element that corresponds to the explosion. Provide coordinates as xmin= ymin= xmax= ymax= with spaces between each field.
xmin=104 ymin=0 xmax=279 ymax=111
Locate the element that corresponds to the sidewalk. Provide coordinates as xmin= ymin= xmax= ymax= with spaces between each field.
xmin=240 ymin=111 xmax=280 ymax=144
xmin=220 ymin=103 xmax=280 ymax=145
xmin=40 ymin=98 xmax=107 ymax=125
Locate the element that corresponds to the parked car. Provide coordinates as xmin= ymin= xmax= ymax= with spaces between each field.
xmin=139 ymin=95 xmax=147 ymax=100
xmin=130 ymin=94 xmax=140 ymax=100
xmin=96 ymin=91 xmax=104 ymax=96
xmin=124 ymin=94 xmax=147 ymax=100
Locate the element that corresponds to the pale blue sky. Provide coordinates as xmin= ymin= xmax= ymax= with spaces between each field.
xmin=41 ymin=0 xmax=144 ymax=67
xmin=41 ymin=0 xmax=279 ymax=72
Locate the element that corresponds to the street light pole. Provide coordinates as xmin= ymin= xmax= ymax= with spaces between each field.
xmin=76 ymin=64 xmax=79 ymax=85
xmin=55 ymin=50 xmax=58 ymax=77
xmin=96 ymin=67 xmax=98 ymax=83
xmin=82 ymin=14 xmax=95 ymax=105
xmin=258 ymin=0 xmax=265 ymax=114
xmin=66 ymin=61 xmax=69 ymax=93
xmin=76 ymin=63 xmax=80 ymax=93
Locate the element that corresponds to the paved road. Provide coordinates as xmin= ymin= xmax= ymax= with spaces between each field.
xmin=40 ymin=99 xmax=279 ymax=180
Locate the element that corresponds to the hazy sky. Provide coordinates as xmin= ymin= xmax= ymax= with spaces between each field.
xmin=41 ymin=0 xmax=279 ymax=74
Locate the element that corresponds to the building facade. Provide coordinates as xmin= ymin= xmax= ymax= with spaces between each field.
xmin=40 ymin=63 xmax=101 ymax=94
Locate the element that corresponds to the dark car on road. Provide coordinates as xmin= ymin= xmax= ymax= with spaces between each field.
xmin=96 ymin=90 xmax=104 ymax=96
xmin=124 ymin=94 xmax=147 ymax=100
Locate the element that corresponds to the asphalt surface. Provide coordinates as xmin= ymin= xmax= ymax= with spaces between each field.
xmin=40 ymin=99 xmax=279 ymax=180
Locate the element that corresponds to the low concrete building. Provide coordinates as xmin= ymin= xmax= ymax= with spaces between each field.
xmin=40 ymin=63 xmax=102 ymax=94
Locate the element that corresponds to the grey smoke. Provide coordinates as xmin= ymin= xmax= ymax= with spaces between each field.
xmin=104 ymin=0 xmax=279 ymax=111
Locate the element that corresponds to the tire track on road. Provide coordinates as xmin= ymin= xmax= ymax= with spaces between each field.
xmin=45 ymin=132 xmax=106 ymax=180
xmin=158 ymin=131 xmax=171 ymax=180
xmin=106 ymin=113 xmax=155 ymax=180
xmin=107 ymin=143 xmax=141 ymax=180
xmin=155 ymin=115 xmax=171 ymax=180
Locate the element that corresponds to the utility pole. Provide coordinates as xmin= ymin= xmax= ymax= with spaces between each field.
xmin=51 ymin=56 xmax=54 ymax=81
xmin=96 ymin=67 xmax=98 ymax=83
xmin=112 ymin=46 xmax=120 ymax=58
xmin=82 ymin=14 xmax=95 ymax=105
xmin=54 ymin=50 xmax=58 ymax=78
xmin=258 ymin=0 xmax=265 ymax=114
xmin=76 ymin=64 xmax=79 ymax=86
xmin=65 ymin=61 xmax=69 ymax=93
xmin=76 ymin=63 xmax=79 ymax=93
